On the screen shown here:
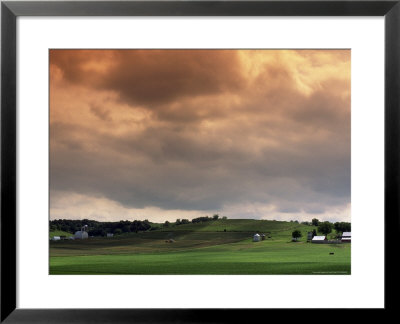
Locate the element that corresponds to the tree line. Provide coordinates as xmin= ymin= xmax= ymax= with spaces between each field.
xmin=164 ymin=214 xmax=226 ymax=227
xmin=50 ymin=219 xmax=152 ymax=237
xmin=292 ymin=219 xmax=351 ymax=240
xmin=50 ymin=214 xmax=228 ymax=236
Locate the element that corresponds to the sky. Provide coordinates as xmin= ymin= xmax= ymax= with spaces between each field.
xmin=50 ymin=49 xmax=351 ymax=223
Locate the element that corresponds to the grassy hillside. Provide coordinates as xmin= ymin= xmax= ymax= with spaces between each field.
xmin=160 ymin=219 xmax=315 ymax=234
xmin=159 ymin=219 xmax=319 ymax=242
xmin=49 ymin=219 xmax=350 ymax=275
xmin=50 ymin=219 xmax=316 ymax=256
xmin=50 ymin=231 xmax=251 ymax=256
xmin=49 ymin=230 xmax=74 ymax=238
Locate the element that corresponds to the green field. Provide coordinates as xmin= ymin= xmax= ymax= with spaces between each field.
xmin=49 ymin=219 xmax=351 ymax=275
xmin=49 ymin=230 xmax=74 ymax=239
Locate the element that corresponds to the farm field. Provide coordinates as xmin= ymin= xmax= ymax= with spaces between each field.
xmin=49 ymin=219 xmax=351 ymax=275
xmin=49 ymin=230 xmax=74 ymax=239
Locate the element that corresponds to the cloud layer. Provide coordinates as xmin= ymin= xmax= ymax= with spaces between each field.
xmin=50 ymin=49 xmax=351 ymax=222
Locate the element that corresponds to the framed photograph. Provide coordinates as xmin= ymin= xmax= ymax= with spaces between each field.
xmin=1 ymin=0 xmax=398 ymax=321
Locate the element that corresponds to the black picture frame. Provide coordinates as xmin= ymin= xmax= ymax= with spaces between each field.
xmin=1 ymin=0 xmax=399 ymax=322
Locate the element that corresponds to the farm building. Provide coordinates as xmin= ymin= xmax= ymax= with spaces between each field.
xmin=74 ymin=225 xmax=89 ymax=239
xmin=261 ymin=234 xmax=266 ymax=240
xmin=52 ymin=236 xmax=61 ymax=241
xmin=311 ymin=236 xmax=326 ymax=243
xmin=107 ymin=233 xmax=114 ymax=238
xmin=253 ymin=233 xmax=261 ymax=242
xmin=342 ymin=232 xmax=351 ymax=243
xmin=74 ymin=231 xmax=88 ymax=239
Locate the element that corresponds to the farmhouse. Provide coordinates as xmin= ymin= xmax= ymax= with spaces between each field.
xmin=342 ymin=232 xmax=351 ymax=243
xmin=74 ymin=225 xmax=89 ymax=240
xmin=311 ymin=236 xmax=326 ymax=243
xmin=107 ymin=233 xmax=114 ymax=238
xmin=253 ymin=233 xmax=261 ymax=242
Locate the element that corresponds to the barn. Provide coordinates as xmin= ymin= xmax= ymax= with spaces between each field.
xmin=342 ymin=232 xmax=351 ymax=243
xmin=74 ymin=225 xmax=89 ymax=239
xmin=311 ymin=236 xmax=326 ymax=243
xmin=253 ymin=233 xmax=261 ymax=242
xmin=74 ymin=231 xmax=89 ymax=239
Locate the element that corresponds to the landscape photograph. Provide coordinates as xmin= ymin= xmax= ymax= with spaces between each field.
xmin=49 ymin=49 xmax=351 ymax=275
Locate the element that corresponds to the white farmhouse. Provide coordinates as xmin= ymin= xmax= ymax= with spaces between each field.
xmin=253 ymin=233 xmax=261 ymax=242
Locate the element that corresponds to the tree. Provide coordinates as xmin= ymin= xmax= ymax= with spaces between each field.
xmin=122 ymin=225 xmax=131 ymax=233
xmin=222 ymin=216 xmax=227 ymax=220
xmin=312 ymin=218 xmax=320 ymax=226
xmin=334 ymin=222 xmax=351 ymax=234
xmin=192 ymin=216 xmax=212 ymax=223
xmin=312 ymin=229 xmax=317 ymax=238
xmin=164 ymin=221 xmax=170 ymax=227
xmin=342 ymin=222 xmax=351 ymax=232
xmin=318 ymin=222 xmax=333 ymax=238
xmin=60 ymin=224 xmax=69 ymax=232
xmin=113 ymin=228 xmax=122 ymax=235
xmin=292 ymin=230 xmax=302 ymax=241
xmin=213 ymin=214 xmax=219 ymax=220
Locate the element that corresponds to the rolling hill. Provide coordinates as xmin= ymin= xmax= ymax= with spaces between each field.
xmin=49 ymin=219 xmax=350 ymax=275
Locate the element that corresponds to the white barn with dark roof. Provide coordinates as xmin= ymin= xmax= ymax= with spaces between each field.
xmin=342 ymin=232 xmax=351 ymax=243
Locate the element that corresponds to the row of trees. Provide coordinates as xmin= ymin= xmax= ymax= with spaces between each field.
xmin=51 ymin=214 xmax=229 ymax=234
xmin=50 ymin=219 xmax=152 ymax=236
xmin=191 ymin=214 xmax=221 ymax=223
xmin=318 ymin=221 xmax=351 ymax=236
xmin=292 ymin=220 xmax=351 ymax=240
xmin=168 ymin=214 xmax=227 ymax=227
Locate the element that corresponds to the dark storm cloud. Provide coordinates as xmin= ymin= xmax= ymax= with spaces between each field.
xmin=50 ymin=49 xmax=246 ymax=107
